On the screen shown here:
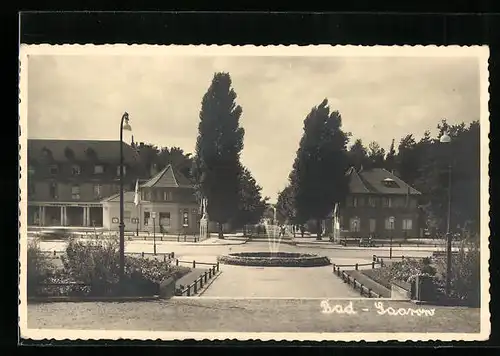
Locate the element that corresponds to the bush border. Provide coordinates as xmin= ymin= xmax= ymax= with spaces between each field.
xmin=218 ymin=252 xmax=331 ymax=267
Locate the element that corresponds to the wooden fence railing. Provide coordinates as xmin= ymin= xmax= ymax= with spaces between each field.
xmin=332 ymin=266 xmax=381 ymax=298
xmin=175 ymin=261 xmax=220 ymax=296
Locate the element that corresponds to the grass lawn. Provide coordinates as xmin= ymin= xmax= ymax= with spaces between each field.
xmin=27 ymin=298 xmax=480 ymax=333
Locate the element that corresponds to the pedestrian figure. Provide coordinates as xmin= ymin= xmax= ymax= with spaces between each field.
xmin=280 ymin=225 xmax=286 ymax=237
xmin=300 ymin=225 xmax=305 ymax=238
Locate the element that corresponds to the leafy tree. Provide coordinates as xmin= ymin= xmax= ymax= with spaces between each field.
xmin=384 ymin=139 xmax=396 ymax=172
xmin=276 ymin=185 xmax=297 ymax=225
xmin=231 ymin=165 xmax=269 ymax=235
xmin=292 ymin=99 xmax=350 ymax=240
xmin=367 ymin=141 xmax=385 ymax=168
xmin=396 ymin=134 xmax=418 ymax=185
xmin=192 ymin=72 xmax=245 ymax=238
xmin=348 ymin=139 xmax=369 ymax=171
xmin=136 ymin=144 xmax=194 ymax=179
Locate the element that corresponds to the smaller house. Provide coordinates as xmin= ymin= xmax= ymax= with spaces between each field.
xmin=102 ymin=164 xmax=199 ymax=234
xmin=326 ymin=167 xmax=422 ymax=239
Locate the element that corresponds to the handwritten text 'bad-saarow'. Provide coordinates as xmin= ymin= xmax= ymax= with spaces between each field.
xmin=320 ymin=300 xmax=435 ymax=317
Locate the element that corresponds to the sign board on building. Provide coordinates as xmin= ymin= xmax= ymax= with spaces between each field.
xmin=112 ymin=217 xmax=119 ymax=223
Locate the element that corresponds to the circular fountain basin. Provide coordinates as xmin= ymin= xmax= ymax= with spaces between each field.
xmin=217 ymin=252 xmax=331 ymax=267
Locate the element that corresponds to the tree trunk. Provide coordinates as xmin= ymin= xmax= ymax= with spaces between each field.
xmin=218 ymin=222 xmax=225 ymax=239
xmin=316 ymin=219 xmax=322 ymax=240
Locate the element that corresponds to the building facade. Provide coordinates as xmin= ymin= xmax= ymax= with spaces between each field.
xmin=101 ymin=164 xmax=200 ymax=234
xmin=27 ymin=139 xmax=146 ymax=228
xmin=327 ymin=167 xmax=422 ymax=239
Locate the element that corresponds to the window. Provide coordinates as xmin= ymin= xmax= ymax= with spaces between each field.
xmin=369 ymin=218 xmax=376 ymax=233
xmin=93 ymin=184 xmax=102 ymax=198
xmin=402 ymin=218 xmax=413 ymax=231
xmin=385 ymin=216 xmax=395 ymax=230
xmin=182 ymin=211 xmax=189 ymax=227
xmin=368 ymin=197 xmax=377 ymax=207
xmin=28 ymin=165 xmax=35 ymax=176
xmin=71 ymin=165 xmax=81 ymax=176
xmin=349 ymin=217 xmax=360 ymax=232
xmin=159 ymin=212 xmax=171 ymax=227
xmin=357 ymin=197 xmax=364 ymax=207
xmin=94 ymin=165 xmax=104 ymax=174
xmin=144 ymin=211 xmax=150 ymax=226
xmin=163 ymin=191 xmax=173 ymax=201
xmin=124 ymin=210 xmax=131 ymax=222
xmin=116 ymin=165 xmax=127 ymax=176
xmin=382 ymin=178 xmax=400 ymax=188
xmin=353 ymin=197 xmax=358 ymax=207
xmin=49 ymin=165 xmax=58 ymax=175
xmin=49 ymin=182 xmax=57 ymax=199
xmin=71 ymin=185 xmax=80 ymax=200
xmin=382 ymin=197 xmax=392 ymax=208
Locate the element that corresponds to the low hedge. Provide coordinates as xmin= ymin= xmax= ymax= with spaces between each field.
xmin=218 ymin=252 xmax=331 ymax=267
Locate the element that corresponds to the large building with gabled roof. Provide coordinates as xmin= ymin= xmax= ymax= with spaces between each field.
xmin=26 ymin=139 xmax=148 ymax=228
xmin=328 ymin=167 xmax=423 ymax=239
xmin=101 ymin=164 xmax=199 ymax=234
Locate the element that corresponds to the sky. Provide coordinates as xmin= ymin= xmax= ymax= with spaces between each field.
xmin=27 ymin=53 xmax=481 ymax=202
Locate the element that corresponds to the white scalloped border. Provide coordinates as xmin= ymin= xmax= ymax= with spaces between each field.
xmin=18 ymin=44 xmax=491 ymax=343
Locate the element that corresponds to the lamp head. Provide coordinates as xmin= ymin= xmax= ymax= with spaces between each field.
xmin=122 ymin=112 xmax=132 ymax=131
xmin=440 ymin=133 xmax=451 ymax=143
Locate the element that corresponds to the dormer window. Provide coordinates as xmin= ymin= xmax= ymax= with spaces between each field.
xmin=42 ymin=147 xmax=52 ymax=159
xmin=382 ymin=178 xmax=400 ymax=188
xmin=28 ymin=165 xmax=35 ymax=176
xmin=49 ymin=164 xmax=59 ymax=175
xmin=71 ymin=164 xmax=81 ymax=176
xmin=85 ymin=147 xmax=97 ymax=160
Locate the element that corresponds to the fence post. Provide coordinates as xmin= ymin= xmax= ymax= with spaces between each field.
xmin=184 ymin=235 xmax=187 ymax=242
xmin=193 ymin=260 xmax=196 ymax=268
xmin=176 ymin=259 xmax=179 ymax=266
xmin=164 ymin=254 xmax=166 ymax=262
xmin=216 ymin=262 xmax=220 ymax=271
xmin=212 ymin=265 xmax=216 ymax=275
xmin=53 ymin=250 xmax=56 ymax=257
xmin=194 ymin=280 xmax=198 ymax=294
xmin=402 ymin=255 xmax=405 ymax=260
xmin=332 ymin=263 xmax=336 ymax=272
xmin=204 ymin=271 xmax=208 ymax=283
xmin=368 ymin=288 xmax=372 ymax=298
xmin=177 ymin=235 xmax=180 ymax=242
xmin=373 ymin=255 xmax=376 ymax=262
xmin=355 ymin=263 xmax=359 ymax=271
xmin=380 ymin=258 xmax=384 ymax=267
xmin=141 ymin=252 xmax=144 ymax=258
xmin=187 ymin=285 xmax=191 ymax=297
xmin=199 ymin=275 xmax=204 ymax=288
xmin=372 ymin=262 xmax=375 ymax=269
xmin=209 ymin=269 xmax=212 ymax=278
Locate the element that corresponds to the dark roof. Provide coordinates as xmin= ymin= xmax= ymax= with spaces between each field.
xmin=101 ymin=191 xmax=135 ymax=203
xmin=27 ymin=139 xmax=141 ymax=165
xmin=141 ymin=164 xmax=193 ymax=189
xmin=347 ymin=167 xmax=421 ymax=195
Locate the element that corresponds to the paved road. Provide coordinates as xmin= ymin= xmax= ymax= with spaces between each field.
xmin=201 ymin=265 xmax=361 ymax=298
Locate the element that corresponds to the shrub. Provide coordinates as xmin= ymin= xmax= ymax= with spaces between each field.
xmin=27 ymin=239 xmax=54 ymax=295
xmin=61 ymin=236 xmax=121 ymax=288
xmin=60 ymin=236 xmax=190 ymax=296
xmin=362 ymin=258 xmax=437 ymax=290
xmin=434 ymin=236 xmax=480 ymax=306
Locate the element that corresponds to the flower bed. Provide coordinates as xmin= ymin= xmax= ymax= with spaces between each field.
xmin=27 ymin=236 xmax=191 ymax=298
xmin=218 ymin=251 xmax=331 ymax=267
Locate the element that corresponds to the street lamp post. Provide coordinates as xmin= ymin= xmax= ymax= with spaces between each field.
xmin=119 ymin=112 xmax=132 ymax=286
xmin=440 ymin=132 xmax=453 ymax=297
xmin=389 ymin=217 xmax=395 ymax=259
xmin=151 ymin=211 xmax=157 ymax=255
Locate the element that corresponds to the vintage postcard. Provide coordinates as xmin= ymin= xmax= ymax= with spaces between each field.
xmin=19 ymin=44 xmax=490 ymax=342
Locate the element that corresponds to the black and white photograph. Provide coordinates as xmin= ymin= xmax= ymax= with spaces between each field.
xmin=19 ymin=45 xmax=490 ymax=342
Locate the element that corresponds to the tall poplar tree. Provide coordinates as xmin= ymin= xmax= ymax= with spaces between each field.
xmin=292 ymin=99 xmax=350 ymax=240
xmin=192 ymin=72 xmax=245 ymax=238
